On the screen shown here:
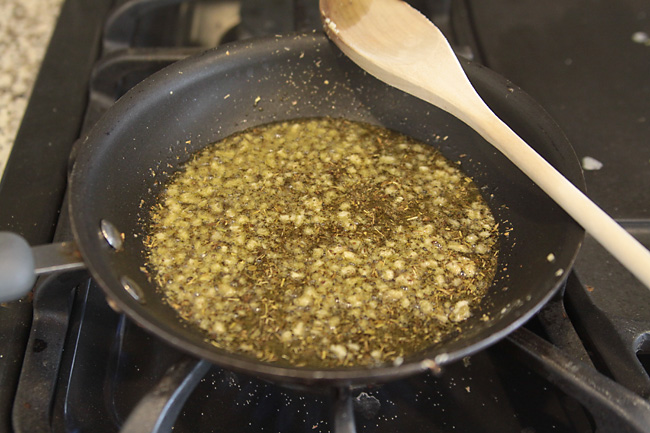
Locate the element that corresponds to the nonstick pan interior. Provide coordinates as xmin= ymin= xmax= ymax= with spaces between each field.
xmin=69 ymin=32 xmax=584 ymax=385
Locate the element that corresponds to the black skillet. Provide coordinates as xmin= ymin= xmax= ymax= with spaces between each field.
xmin=0 ymin=32 xmax=584 ymax=386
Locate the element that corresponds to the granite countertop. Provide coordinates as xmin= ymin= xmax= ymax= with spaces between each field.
xmin=0 ymin=0 xmax=64 ymax=179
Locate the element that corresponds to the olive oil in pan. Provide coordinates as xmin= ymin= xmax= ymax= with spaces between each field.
xmin=145 ymin=117 xmax=499 ymax=368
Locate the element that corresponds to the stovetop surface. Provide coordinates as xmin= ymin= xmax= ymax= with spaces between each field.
xmin=1 ymin=0 xmax=649 ymax=432
xmin=471 ymin=0 xmax=650 ymax=219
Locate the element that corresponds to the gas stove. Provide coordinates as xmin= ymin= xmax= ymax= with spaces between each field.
xmin=1 ymin=1 xmax=650 ymax=432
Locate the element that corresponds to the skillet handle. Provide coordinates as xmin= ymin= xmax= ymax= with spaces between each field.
xmin=0 ymin=232 xmax=86 ymax=302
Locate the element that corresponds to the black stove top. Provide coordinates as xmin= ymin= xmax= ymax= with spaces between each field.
xmin=1 ymin=1 xmax=650 ymax=432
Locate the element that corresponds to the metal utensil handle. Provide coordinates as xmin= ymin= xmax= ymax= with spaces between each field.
xmin=0 ymin=232 xmax=86 ymax=302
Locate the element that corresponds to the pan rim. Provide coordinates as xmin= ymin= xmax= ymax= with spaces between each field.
xmin=69 ymin=31 xmax=585 ymax=385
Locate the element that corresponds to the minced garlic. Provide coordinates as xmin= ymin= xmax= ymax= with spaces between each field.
xmin=145 ymin=117 xmax=499 ymax=367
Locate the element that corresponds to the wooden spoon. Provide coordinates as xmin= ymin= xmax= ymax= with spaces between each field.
xmin=319 ymin=0 xmax=650 ymax=288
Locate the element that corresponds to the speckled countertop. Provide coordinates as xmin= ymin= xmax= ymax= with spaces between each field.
xmin=0 ymin=0 xmax=64 ymax=179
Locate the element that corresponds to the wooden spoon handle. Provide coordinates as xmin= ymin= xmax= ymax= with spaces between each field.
xmin=465 ymin=104 xmax=650 ymax=288
xmin=320 ymin=0 xmax=650 ymax=288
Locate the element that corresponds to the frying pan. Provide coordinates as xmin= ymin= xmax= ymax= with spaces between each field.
xmin=0 ymin=32 xmax=584 ymax=386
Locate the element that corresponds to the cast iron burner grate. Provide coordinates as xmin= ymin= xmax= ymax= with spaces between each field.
xmin=2 ymin=0 xmax=650 ymax=432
